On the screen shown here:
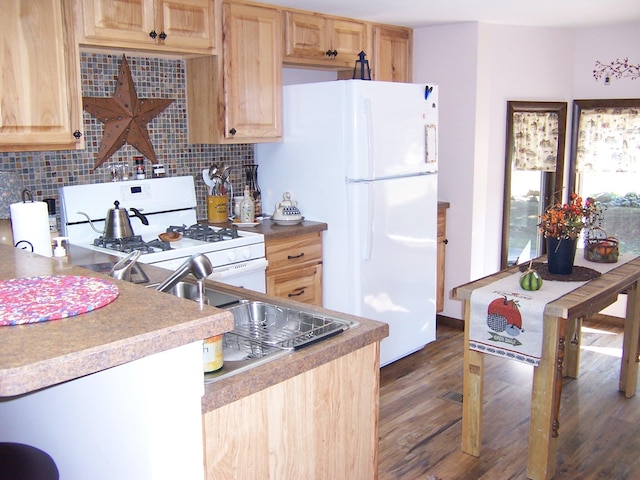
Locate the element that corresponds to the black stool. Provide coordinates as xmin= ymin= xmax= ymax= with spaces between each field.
xmin=0 ymin=443 xmax=59 ymax=480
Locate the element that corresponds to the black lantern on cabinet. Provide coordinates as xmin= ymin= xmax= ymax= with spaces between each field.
xmin=352 ymin=51 xmax=371 ymax=80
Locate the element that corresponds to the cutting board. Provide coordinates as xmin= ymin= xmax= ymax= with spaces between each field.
xmin=0 ymin=275 xmax=119 ymax=326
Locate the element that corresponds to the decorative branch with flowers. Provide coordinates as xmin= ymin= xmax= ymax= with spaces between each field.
xmin=593 ymin=57 xmax=640 ymax=82
xmin=538 ymin=193 xmax=606 ymax=240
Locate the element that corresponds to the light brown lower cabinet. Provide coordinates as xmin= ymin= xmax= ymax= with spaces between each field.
xmin=202 ymin=342 xmax=380 ymax=479
xmin=437 ymin=203 xmax=449 ymax=313
xmin=265 ymin=232 xmax=323 ymax=306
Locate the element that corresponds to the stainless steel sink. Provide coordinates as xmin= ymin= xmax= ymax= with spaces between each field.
xmin=159 ymin=281 xmax=243 ymax=309
xmin=151 ymin=281 xmax=357 ymax=384
xmin=227 ymin=301 xmax=358 ymax=349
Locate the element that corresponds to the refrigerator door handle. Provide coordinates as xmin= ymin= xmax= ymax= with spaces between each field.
xmin=363 ymin=98 xmax=374 ymax=178
xmin=363 ymin=182 xmax=374 ymax=261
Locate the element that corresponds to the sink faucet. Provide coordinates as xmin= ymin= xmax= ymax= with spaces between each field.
xmin=155 ymin=253 xmax=214 ymax=294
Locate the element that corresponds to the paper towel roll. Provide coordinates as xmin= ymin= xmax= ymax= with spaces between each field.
xmin=10 ymin=201 xmax=52 ymax=257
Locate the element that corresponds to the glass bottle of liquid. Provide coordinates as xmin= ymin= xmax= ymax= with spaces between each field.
xmin=243 ymin=164 xmax=262 ymax=217
xmin=239 ymin=186 xmax=255 ymax=223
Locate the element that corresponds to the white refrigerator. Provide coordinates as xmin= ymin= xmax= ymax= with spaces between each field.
xmin=256 ymin=80 xmax=438 ymax=366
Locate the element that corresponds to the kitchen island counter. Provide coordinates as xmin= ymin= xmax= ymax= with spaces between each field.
xmin=1 ymin=241 xmax=387 ymax=479
xmin=1 ymin=242 xmax=387 ymax=408
xmin=197 ymin=281 xmax=387 ymax=412
xmin=0 ymin=243 xmax=233 ymax=397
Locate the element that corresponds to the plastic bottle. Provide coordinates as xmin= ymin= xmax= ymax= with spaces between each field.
xmin=52 ymin=236 xmax=69 ymax=259
xmin=239 ymin=186 xmax=255 ymax=223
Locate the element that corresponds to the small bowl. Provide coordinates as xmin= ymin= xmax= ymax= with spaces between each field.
xmin=158 ymin=232 xmax=182 ymax=242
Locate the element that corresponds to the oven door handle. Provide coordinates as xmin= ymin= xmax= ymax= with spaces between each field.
xmin=209 ymin=258 xmax=268 ymax=280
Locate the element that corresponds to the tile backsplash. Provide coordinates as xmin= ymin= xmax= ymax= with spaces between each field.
xmin=0 ymin=52 xmax=254 ymax=220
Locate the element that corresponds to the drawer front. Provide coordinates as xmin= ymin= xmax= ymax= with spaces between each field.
xmin=267 ymin=264 xmax=322 ymax=306
xmin=266 ymin=234 xmax=322 ymax=271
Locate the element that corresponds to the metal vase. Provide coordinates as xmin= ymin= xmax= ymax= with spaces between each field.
xmin=546 ymin=237 xmax=578 ymax=274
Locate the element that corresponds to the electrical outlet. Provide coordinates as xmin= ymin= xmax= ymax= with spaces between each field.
xmin=604 ymin=76 xmax=611 ymax=85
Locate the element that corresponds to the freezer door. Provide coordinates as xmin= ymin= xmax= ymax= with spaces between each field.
xmin=347 ymin=173 xmax=437 ymax=366
xmin=344 ymin=81 xmax=438 ymax=181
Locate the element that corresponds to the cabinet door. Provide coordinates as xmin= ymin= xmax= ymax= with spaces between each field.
xmin=77 ymin=0 xmax=215 ymax=53
xmin=222 ymin=1 xmax=282 ymax=141
xmin=284 ymin=11 xmax=330 ymax=61
xmin=436 ymin=206 xmax=448 ymax=313
xmin=157 ymin=0 xmax=216 ymax=51
xmin=203 ymin=343 xmax=379 ymax=479
xmin=330 ymin=18 xmax=368 ymax=67
xmin=372 ymin=25 xmax=413 ymax=82
xmin=283 ymin=11 xmax=367 ymax=68
xmin=0 ymin=0 xmax=83 ymax=151
xmin=78 ymin=0 xmax=157 ymax=45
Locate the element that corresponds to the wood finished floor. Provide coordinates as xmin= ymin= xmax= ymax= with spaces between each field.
xmin=378 ymin=318 xmax=640 ymax=480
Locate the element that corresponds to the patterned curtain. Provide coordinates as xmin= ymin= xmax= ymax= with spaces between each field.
xmin=576 ymin=107 xmax=640 ymax=172
xmin=512 ymin=111 xmax=559 ymax=171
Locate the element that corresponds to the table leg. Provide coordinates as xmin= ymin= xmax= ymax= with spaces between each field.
xmin=620 ymin=280 xmax=640 ymax=398
xmin=563 ymin=316 xmax=582 ymax=378
xmin=526 ymin=315 xmax=564 ymax=480
xmin=462 ymin=300 xmax=484 ymax=457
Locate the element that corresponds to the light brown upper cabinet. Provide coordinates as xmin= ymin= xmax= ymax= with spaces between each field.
xmin=371 ymin=24 xmax=413 ymax=82
xmin=74 ymin=0 xmax=216 ymax=54
xmin=0 ymin=0 xmax=84 ymax=152
xmin=283 ymin=11 xmax=369 ymax=69
xmin=187 ymin=0 xmax=282 ymax=143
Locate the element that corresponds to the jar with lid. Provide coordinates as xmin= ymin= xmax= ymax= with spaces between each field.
xmin=152 ymin=163 xmax=166 ymax=178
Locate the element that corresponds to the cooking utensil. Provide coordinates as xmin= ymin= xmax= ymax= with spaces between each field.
xmin=77 ymin=200 xmax=149 ymax=239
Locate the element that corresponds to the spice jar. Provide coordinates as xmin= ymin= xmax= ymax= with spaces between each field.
xmin=152 ymin=164 xmax=166 ymax=178
xmin=134 ymin=156 xmax=145 ymax=180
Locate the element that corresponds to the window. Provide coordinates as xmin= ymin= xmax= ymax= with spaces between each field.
xmin=569 ymin=99 xmax=640 ymax=256
xmin=501 ymin=101 xmax=567 ymax=268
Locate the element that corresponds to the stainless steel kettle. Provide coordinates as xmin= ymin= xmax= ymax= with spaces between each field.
xmin=78 ymin=200 xmax=149 ymax=239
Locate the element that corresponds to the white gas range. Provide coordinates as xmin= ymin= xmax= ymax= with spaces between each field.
xmin=59 ymin=176 xmax=267 ymax=292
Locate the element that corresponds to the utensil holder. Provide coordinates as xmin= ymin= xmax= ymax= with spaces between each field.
xmin=207 ymin=195 xmax=228 ymax=223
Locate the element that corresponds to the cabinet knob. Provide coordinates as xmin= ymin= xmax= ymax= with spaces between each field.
xmin=443 ymin=238 xmax=448 ymax=245
xmin=73 ymin=130 xmax=82 ymax=139
xmin=159 ymin=31 xmax=167 ymax=40
xmin=229 ymin=128 xmax=237 ymax=136
xmin=325 ymin=50 xmax=338 ymax=58
xmin=149 ymin=30 xmax=158 ymax=39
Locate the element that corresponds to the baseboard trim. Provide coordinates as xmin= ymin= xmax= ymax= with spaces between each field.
xmin=436 ymin=314 xmax=464 ymax=331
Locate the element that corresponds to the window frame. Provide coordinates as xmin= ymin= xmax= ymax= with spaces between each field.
xmin=500 ymin=101 xmax=568 ymax=269
xmin=568 ymin=98 xmax=640 ymax=192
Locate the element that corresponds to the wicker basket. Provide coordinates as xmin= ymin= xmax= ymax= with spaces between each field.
xmin=584 ymin=227 xmax=619 ymax=263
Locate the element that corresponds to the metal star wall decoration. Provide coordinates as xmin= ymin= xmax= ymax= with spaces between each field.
xmin=83 ymin=54 xmax=174 ymax=169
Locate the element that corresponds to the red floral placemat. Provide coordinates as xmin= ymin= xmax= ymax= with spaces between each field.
xmin=0 ymin=276 xmax=119 ymax=326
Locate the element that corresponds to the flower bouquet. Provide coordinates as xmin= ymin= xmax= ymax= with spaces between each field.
xmin=538 ymin=193 xmax=607 ymax=272
xmin=538 ymin=193 xmax=603 ymax=240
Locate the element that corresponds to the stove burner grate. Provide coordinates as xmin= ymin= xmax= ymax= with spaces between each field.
xmin=93 ymin=235 xmax=172 ymax=254
xmin=166 ymin=224 xmax=239 ymax=242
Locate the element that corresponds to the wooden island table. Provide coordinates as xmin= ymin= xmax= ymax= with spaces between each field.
xmin=452 ymin=255 xmax=640 ymax=480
